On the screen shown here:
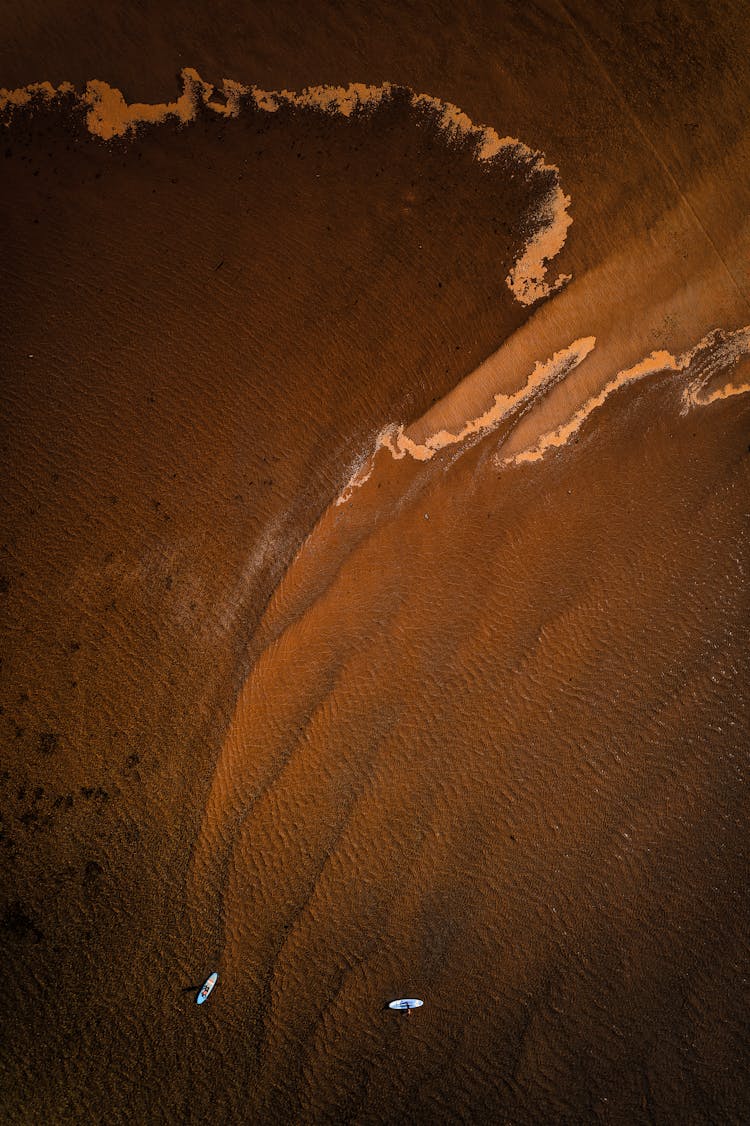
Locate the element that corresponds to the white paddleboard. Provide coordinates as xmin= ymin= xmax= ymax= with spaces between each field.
xmin=388 ymin=998 xmax=423 ymax=1010
xmin=197 ymin=971 xmax=218 ymax=1005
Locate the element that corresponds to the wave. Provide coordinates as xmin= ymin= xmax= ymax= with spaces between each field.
xmin=335 ymin=323 xmax=750 ymax=506
xmin=336 ymin=337 xmax=596 ymax=503
xmin=503 ymin=324 xmax=750 ymax=466
xmin=0 ymin=67 xmax=571 ymax=308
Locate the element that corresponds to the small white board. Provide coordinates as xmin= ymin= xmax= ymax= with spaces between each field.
xmin=197 ymin=972 xmax=218 ymax=1005
xmin=388 ymin=998 xmax=423 ymax=1010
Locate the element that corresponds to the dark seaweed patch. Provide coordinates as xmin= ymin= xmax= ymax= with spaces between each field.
xmin=37 ymin=731 xmax=59 ymax=755
xmin=80 ymin=786 xmax=110 ymax=803
xmin=83 ymin=860 xmax=103 ymax=889
xmin=2 ymin=901 xmax=43 ymax=943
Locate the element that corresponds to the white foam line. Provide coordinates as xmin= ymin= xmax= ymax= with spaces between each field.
xmin=335 ymin=337 xmax=596 ymax=503
xmin=681 ymin=326 xmax=750 ymax=408
xmin=503 ymin=324 xmax=750 ymax=467
xmin=1 ymin=68 xmax=572 ymax=308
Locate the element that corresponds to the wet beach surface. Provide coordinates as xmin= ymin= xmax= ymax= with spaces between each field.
xmin=1 ymin=1 xmax=749 ymax=1122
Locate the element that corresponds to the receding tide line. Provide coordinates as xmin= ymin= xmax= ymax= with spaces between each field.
xmin=337 ymin=323 xmax=750 ymax=503
xmin=0 ymin=67 xmax=571 ymax=307
xmin=502 ymin=324 xmax=750 ymax=466
xmin=336 ymin=337 xmax=597 ymax=504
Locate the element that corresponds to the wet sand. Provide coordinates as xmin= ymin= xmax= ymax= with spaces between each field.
xmin=1 ymin=2 xmax=749 ymax=1122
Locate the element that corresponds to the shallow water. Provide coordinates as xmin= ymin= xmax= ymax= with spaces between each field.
xmin=1 ymin=2 xmax=749 ymax=1122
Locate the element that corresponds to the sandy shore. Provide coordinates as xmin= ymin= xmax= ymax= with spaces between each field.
xmin=1 ymin=1 xmax=749 ymax=1121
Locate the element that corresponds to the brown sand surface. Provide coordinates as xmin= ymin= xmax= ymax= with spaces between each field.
xmin=1 ymin=2 xmax=749 ymax=1123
